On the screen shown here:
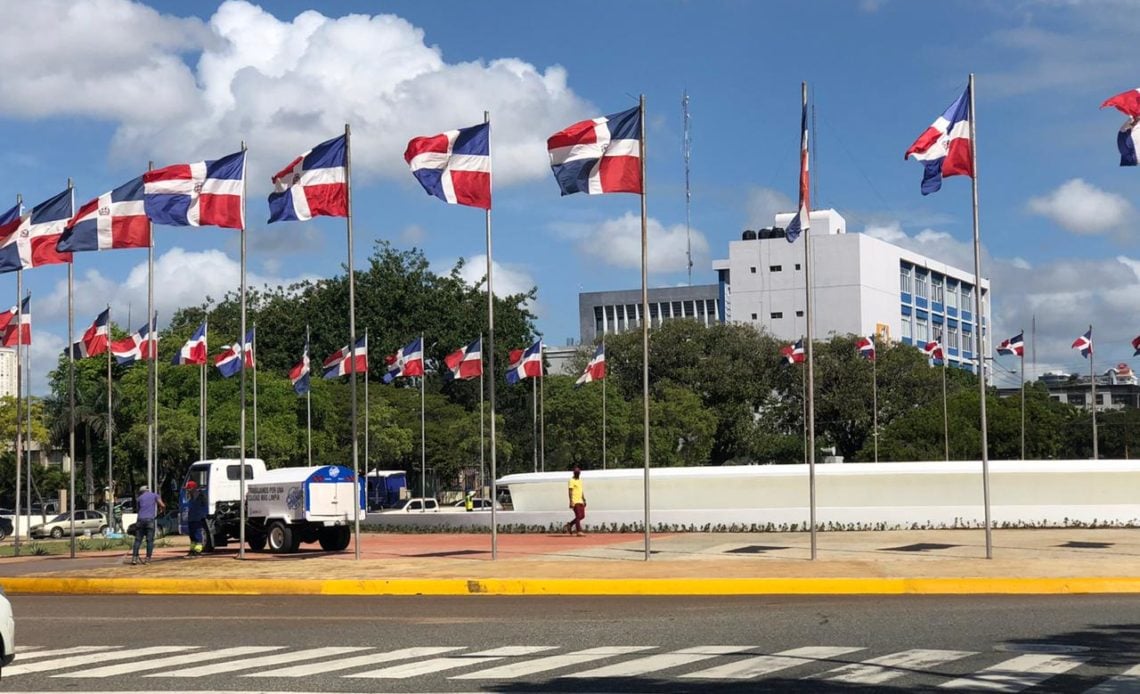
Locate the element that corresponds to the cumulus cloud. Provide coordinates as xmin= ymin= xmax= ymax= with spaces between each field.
xmin=745 ymin=187 xmax=793 ymax=229
xmin=447 ymin=254 xmax=536 ymax=299
xmin=1026 ymin=178 xmax=1134 ymax=235
xmin=560 ymin=212 xmax=710 ymax=274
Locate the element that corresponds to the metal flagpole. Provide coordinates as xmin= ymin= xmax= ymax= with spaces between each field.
xmin=872 ymin=345 xmax=878 ymax=464
xmin=639 ymin=94 xmax=651 ymax=561
xmin=306 ymin=324 xmax=312 ymax=467
xmin=1090 ymin=324 xmax=1098 ymax=460
xmin=602 ymin=336 xmax=607 ymax=470
xmin=531 ymin=376 xmax=537 ymax=473
xmin=968 ymin=73 xmax=993 ymax=559
xmin=539 ymin=342 xmax=545 ymax=473
xmin=484 ymin=112 xmax=499 ymax=559
xmin=682 ymin=89 xmax=693 ymax=286
xmin=24 ymin=308 xmax=32 ymax=540
xmin=146 ymin=163 xmax=155 ymax=492
xmin=106 ymin=306 xmax=113 ymax=531
xmin=1020 ymin=332 xmax=1025 ymax=460
xmin=942 ymin=357 xmax=949 ymax=461
xmin=13 ymin=259 xmax=22 ymax=554
xmin=252 ymin=323 xmax=258 ymax=460
xmin=798 ymin=82 xmax=818 ymax=561
xmin=345 ymin=124 xmax=361 ymax=560
xmin=420 ymin=333 xmax=426 ymax=506
xmin=200 ymin=316 xmax=207 ymax=461
xmin=67 ymin=180 xmax=77 ymax=557
xmin=478 ymin=332 xmax=485 ymax=494
xmin=363 ymin=328 xmax=369 ymax=475
xmin=238 ymin=142 xmax=248 ymax=559
xmin=153 ymin=313 xmax=160 ymax=485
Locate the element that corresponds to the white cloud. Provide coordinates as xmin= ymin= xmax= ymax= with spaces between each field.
xmin=28 ymin=331 xmax=67 ymax=396
xmin=449 ymin=254 xmax=535 ymax=299
xmin=1026 ymin=178 xmax=1134 ymax=235
xmin=399 ymin=224 xmax=427 ymax=246
xmin=561 ymin=212 xmax=710 ymax=274
xmin=745 ymin=187 xmax=793 ymax=229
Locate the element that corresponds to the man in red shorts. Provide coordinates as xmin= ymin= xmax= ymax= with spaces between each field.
xmin=564 ymin=466 xmax=586 ymax=536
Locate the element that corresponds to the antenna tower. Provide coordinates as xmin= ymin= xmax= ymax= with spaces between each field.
xmin=682 ymin=90 xmax=693 ymax=285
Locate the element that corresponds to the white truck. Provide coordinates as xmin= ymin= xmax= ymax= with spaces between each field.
xmin=182 ymin=459 xmax=364 ymax=554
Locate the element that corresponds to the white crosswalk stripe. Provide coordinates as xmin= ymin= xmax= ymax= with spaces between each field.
xmin=150 ymin=647 xmax=349 ymax=677
xmin=1082 ymin=664 xmax=1140 ymax=694
xmin=3 ymin=646 xmax=186 ymax=676
xmin=254 ymin=646 xmax=463 ymax=677
xmin=6 ymin=645 xmax=113 ymax=661
xmin=55 ymin=646 xmax=281 ymax=678
xmin=940 ymin=653 xmax=1089 ymax=691
xmin=452 ymin=646 xmax=655 ymax=679
xmin=564 ymin=645 xmax=755 ymax=678
xmin=346 ymin=646 xmax=556 ymax=679
xmin=820 ymin=648 xmax=976 ymax=685
xmin=682 ymin=646 xmax=865 ymax=679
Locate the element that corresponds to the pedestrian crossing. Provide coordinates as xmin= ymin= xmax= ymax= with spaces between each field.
xmin=5 ymin=642 xmax=1136 ymax=691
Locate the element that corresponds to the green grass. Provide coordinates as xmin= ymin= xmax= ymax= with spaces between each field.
xmin=0 ymin=534 xmax=158 ymax=557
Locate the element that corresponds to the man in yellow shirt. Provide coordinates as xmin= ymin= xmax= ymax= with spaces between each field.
xmin=565 ymin=466 xmax=586 ymax=536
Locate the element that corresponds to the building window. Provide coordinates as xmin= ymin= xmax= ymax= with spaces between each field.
xmin=961 ymin=284 xmax=972 ymax=306
xmin=932 ymin=275 xmax=944 ymax=303
xmin=795 ymin=263 xmax=801 ymax=270
xmin=915 ymin=271 xmax=928 ymax=299
xmin=900 ymin=265 xmax=912 ymax=293
xmin=1067 ymin=393 xmax=1085 ymax=406
xmin=771 ymin=312 xmax=783 ymax=319
xmin=769 ymin=265 xmax=782 ymax=272
xmin=751 ymin=313 xmax=758 ymax=320
xmin=946 ymin=282 xmax=958 ymax=310
xmin=795 ymin=310 xmax=804 ymax=317
xmin=750 ymin=266 xmax=757 ymax=274
xmin=901 ymin=312 xmax=912 ymax=340
xmin=917 ymin=316 xmax=929 ymax=342
xmin=949 ymin=324 xmax=959 ymax=350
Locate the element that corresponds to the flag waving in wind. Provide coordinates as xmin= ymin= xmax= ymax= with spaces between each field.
xmin=215 ymin=330 xmax=254 ymax=378
xmin=506 ymin=339 xmax=543 ymax=384
xmin=0 ymin=296 xmax=31 ymax=347
xmin=780 ymin=339 xmax=805 ymax=365
xmin=172 ymin=322 xmax=208 ymax=366
xmin=444 ymin=338 xmax=482 ymax=381
xmin=383 ymin=337 xmax=425 ymax=384
xmin=70 ymin=308 xmax=110 ymax=358
xmin=111 ymin=315 xmax=157 ymax=365
xmin=785 ymin=91 xmax=810 ymax=244
xmin=1133 ymin=335 xmax=1140 ymax=357
xmin=575 ymin=343 xmax=606 ymax=387
xmin=290 ymin=340 xmax=311 ymax=394
xmin=0 ymin=189 xmax=73 ymax=273
xmin=547 ymin=106 xmax=641 ymax=196
xmin=143 ymin=151 xmax=246 ymax=229
xmin=58 ymin=176 xmax=149 ymax=252
xmin=905 ymin=86 xmax=973 ymax=195
xmin=1072 ymin=329 xmax=1093 ymax=359
xmin=997 ymin=332 xmax=1025 ymax=357
xmin=855 ymin=336 xmax=876 ymax=361
xmin=405 ymin=123 xmax=491 ymax=209
xmin=268 ymin=135 xmax=348 ymax=223
xmin=1101 ymin=88 xmax=1140 ymax=166
xmin=323 ymin=337 xmax=367 ymax=379
xmin=923 ymin=340 xmax=945 ymax=363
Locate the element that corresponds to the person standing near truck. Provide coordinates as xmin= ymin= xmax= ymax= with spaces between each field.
xmin=564 ymin=466 xmax=586 ymax=536
xmin=184 ymin=481 xmax=208 ymax=557
xmin=130 ymin=485 xmax=165 ymax=565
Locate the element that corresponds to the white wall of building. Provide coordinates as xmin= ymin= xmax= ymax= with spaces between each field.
xmin=0 ymin=348 xmax=16 ymax=398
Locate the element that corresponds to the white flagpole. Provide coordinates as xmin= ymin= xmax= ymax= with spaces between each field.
xmin=146 ymin=165 xmax=155 ymax=492
xmin=306 ymin=324 xmax=312 ymax=468
xmin=1090 ymin=324 xmax=1098 ymax=460
xmin=24 ymin=305 xmax=33 ymax=535
xmin=639 ymin=94 xmax=651 ymax=561
xmin=364 ymin=328 xmax=369 ymax=475
xmin=67 ymin=180 xmax=77 ymax=557
xmin=13 ymin=258 xmax=22 ymax=553
xmin=1020 ymin=332 xmax=1025 ymax=460
xmin=798 ymin=82 xmax=818 ymax=562
xmin=106 ymin=305 xmax=113 ymax=531
xmin=484 ymin=111 xmax=499 ymax=558
xmin=252 ymin=322 xmax=258 ymax=460
xmin=602 ymin=336 xmax=607 ymax=470
xmin=531 ymin=375 xmax=537 ymax=473
xmin=238 ymin=141 xmax=248 ymax=558
xmin=942 ymin=355 xmax=949 ymax=461
xmin=420 ymin=332 xmax=426 ymax=507
xmin=200 ymin=316 xmax=208 ymax=461
xmin=478 ymin=333 xmax=485 ymax=495
xmin=341 ymin=125 xmax=361 ymax=559
xmin=872 ymin=345 xmax=878 ymax=464
xmin=539 ymin=342 xmax=545 ymax=473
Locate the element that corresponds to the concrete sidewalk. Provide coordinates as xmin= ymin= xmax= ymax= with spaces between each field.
xmin=2 ymin=528 xmax=1139 ymax=595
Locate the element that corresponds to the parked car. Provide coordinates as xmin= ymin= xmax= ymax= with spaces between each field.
xmin=0 ymin=585 xmax=13 ymax=668
xmin=448 ymin=497 xmax=502 ymax=511
xmin=0 ymin=517 xmax=13 ymax=541
xmin=125 ymin=510 xmax=181 ymax=538
xmin=387 ymin=498 xmax=440 ymax=513
xmin=29 ymin=510 xmax=109 ymax=539
xmin=28 ymin=501 xmax=61 ymax=516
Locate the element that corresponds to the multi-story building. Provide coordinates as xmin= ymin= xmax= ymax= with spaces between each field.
xmin=712 ymin=210 xmax=992 ymax=373
xmin=1010 ymin=365 xmax=1140 ymax=410
xmin=0 ymin=348 xmax=16 ymax=397
xmin=578 ymin=284 xmax=721 ymax=344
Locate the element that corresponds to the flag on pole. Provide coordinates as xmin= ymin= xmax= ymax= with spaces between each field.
xmin=1101 ymin=88 xmax=1140 ymax=166
xmin=323 ymin=337 xmax=367 ymax=379
xmin=905 ymin=86 xmax=973 ymax=195
xmin=923 ymin=340 xmax=945 ymax=363
xmin=290 ymin=340 xmax=311 ymax=394
xmin=855 ymin=336 xmax=876 ymax=361
xmin=1132 ymin=334 xmax=1140 ymax=357
xmin=111 ymin=315 xmax=158 ymax=365
xmin=505 ymin=339 xmax=543 ymax=384
xmin=383 ymin=337 xmax=425 ymax=384
xmin=172 ymin=322 xmax=208 ymax=365
xmin=785 ymin=94 xmax=811 ymax=243
xmin=215 ymin=329 xmax=254 ymax=378
xmin=0 ymin=189 xmax=73 ymax=273
xmin=547 ymin=106 xmax=641 ymax=196
xmin=143 ymin=151 xmax=246 ymax=229
xmin=70 ymin=308 xmax=110 ymax=358
xmin=267 ymin=135 xmax=348 ymax=223
xmin=404 ymin=123 xmax=491 ymax=209
xmin=1072 ymin=329 xmax=1093 ymax=359
xmin=57 ymin=176 xmax=149 ymax=252
xmin=575 ymin=343 xmax=606 ymax=386
xmin=443 ymin=338 xmax=482 ymax=381
xmin=780 ymin=339 xmax=805 ymax=365
xmin=0 ymin=296 xmax=31 ymax=347
xmin=996 ymin=332 xmax=1025 ymax=357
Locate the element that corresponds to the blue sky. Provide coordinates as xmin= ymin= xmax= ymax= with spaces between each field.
xmin=3 ymin=0 xmax=1139 ymax=392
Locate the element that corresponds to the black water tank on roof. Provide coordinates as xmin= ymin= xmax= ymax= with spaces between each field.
xmin=741 ymin=229 xmax=757 ymax=240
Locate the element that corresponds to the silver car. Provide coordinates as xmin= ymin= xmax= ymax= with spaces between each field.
xmin=29 ymin=510 xmax=109 ymax=539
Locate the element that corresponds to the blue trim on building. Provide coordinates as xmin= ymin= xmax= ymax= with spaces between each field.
xmin=916 ymin=296 xmax=928 ymax=309
xmin=901 ymin=305 xmax=912 ymax=316
xmin=900 ymin=291 xmax=911 ymax=303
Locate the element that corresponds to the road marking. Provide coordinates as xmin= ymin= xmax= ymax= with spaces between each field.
xmin=254 ymin=646 xmax=463 ymax=677
xmin=4 ymin=646 xmax=187 ymax=676
xmin=150 ymin=646 xmax=356 ymax=677
xmin=347 ymin=646 xmax=556 ymax=678
xmin=1083 ymin=664 xmax=1140 ymax=693
xmin=453 ymin=646 xmax=655 ymax=679
xmin=564 ymin=646 xmax=755 ymax=678
xmin=820 ymin=649 xmax=976 ymax=684
xmin=682 ymin=646 xmax=865 ymax=679
xmin=6 ymin=645 xmax=113 ymax=661
xmin=940 ymin=653 xmax=1089 ymax=691
xmin=56 ymin=646 xmax=281 ymax=678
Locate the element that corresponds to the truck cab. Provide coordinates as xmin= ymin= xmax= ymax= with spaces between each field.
xmin=181 ymin=458 xmax=267 ymax=548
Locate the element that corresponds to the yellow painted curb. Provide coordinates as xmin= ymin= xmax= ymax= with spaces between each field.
xmin=3 ymin=576 xmax=1140 ymax=595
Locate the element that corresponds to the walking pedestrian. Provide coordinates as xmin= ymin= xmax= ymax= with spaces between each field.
xmin=564 ymin=466 xmax=586 ymax=536
xmin=130 ymin=485 xmax=165 ymax=565
xmin=184 ymin=480 xmax=208 ymax=557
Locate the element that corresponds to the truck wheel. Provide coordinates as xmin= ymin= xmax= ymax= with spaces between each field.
xmin=318 ymin=527 xmax=351 ymax=551
xmin=266 ymin=521 xmax=293 ymax=554
xmin=248 ymin=533 xmax=267 ymax=552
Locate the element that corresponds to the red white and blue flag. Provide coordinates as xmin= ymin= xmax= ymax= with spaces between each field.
xmin=1072 ymin=329 xmax=1093 ymax=359
xmin=1132 ymin=334 xmax=1140 ymax=357
xmin=923 ymin=340 xmax=945 ymax=363
xmin=0 ymin=189 xmax=73 ymax=273
xmin=0 ymin=296 xmax=31 ymax=347
xmin=323 ymin=337 xmax=367 ymax=379
xmin=268 ymin=135 xmax=348 ymax=223
xmin=215 ymin=329 xmax=255 ymax=378
xmin=996 ymin=332 xmax=1025 ymax=357
xmin=905 ymin=86 xmax=973 ymax=195
xmin=405 ymin=123 xmax=491 ymax=209
xmin=444 ymin=338 xmax=482 ymax=381
xmin=143 ymin=151 xmax=246 ymax=229
xmin=506 ymin=339 xmax=543 ymax=384
xmin=856 ymin=336 xmax=876 ymax=361
xmin=547 ymin=106 xmax=641 ymax=196
xmin=111 ymin=315 xmax=158 ymax=365
xmin=780 ymin=339 xmax=805 ymax=365
xmin=57 ymin=176 xmax=149 ymax=252
xmin=1101 ymin=88 xmax=1140 ymax=166
xmin=172 ymin=321 xmax=208 ymax=366
xmin=575 ymin=343 xmax=606 ymax=387
xmin=70 ymin=308 xmax=110 ymax=359
xmin=383 ymin=337 xmax=425 ymax=384
xmin=290 ymin=340 xmax=311 ymax=394
xmin=785 ymin=96 xmax=810 ymax=244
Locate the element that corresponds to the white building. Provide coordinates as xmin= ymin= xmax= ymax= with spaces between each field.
xmin=0 ymin=348 xmax=16 ymax=397
xmin=712 ymin=210 xmax=991 ymax=373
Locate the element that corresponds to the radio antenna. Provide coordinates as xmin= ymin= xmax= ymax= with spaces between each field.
xmin=683 ymin=89 xmax=693 ymax=285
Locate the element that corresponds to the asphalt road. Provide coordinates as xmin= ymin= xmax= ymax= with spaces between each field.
xmin=5 ymin=594 xmax=1140 ymax=692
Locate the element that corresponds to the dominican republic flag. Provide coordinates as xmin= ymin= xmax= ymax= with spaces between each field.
xmin=575 ymin=343 xmax=606 ymax=387
xmin=780 ymin=339 xmax=805 ymax=365
xmin=856 ymin=336 xmax=876 ymax=361
xmin=923 ymin=340 xmax=945 ymax=362
xmin=172 ymin=321 xmax=208 ymax=366
xmin=1072 ymin=329 xmax=1093 ymax=359
xmin=444 ymin=338 xmax=482 ymax=381
xmin=215 ymin=329 xmax=255 ymax=378
xmin=143 ymin=151 xmax=246 ymax=229
xmin=70 ymin=308 xmax=110 ymax=358
xmin=1101 ymin=88 xmax=1140 ymax=166
xmin=505 ymin=339 xmax=543 ymax=384
xmin=57 ymin=176 xmax=149 ymax=252
xmin=905 ymin=86 xmax=973 ymax=195
xmin=323 ymin=337 xmax=367 ymax=379
xmin=383 ymin=337 xmax=425 ymax=384
xmin=0 ymin=296 xmax=31 ymax=347
xmin=405 ymin=123 xmax=491 ymax=210
xmin=547 ymin=106 xmax=641 ymax=196
xmin=996 ymin=332 xmax=1025 ymax=357
xmin=268 ymin=135 xmax=348 ymax=223
xmin=0 ymin=189 xmax=73 ymax=273
xmin=289 ymin=340 xmax=311 ymax=394
xmin=785 ymin=95 xmax=810 ymax=244
xmin=1133 ymin=335 xmax=1140 ymax=357
xmin=111 ymin=315 xmax=158 ymax=365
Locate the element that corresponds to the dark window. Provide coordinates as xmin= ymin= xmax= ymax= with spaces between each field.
xmin=751 ymin=313 xmax=758 ymax=320
xmin=795 ymin=310 xmax=804 ymax=317
xmin=770 ymin=312 xmax=783 ymax=319
xmin=795 ymin=263 xmax=801 ymax=270
xmin=750 ymin=266 xmax=757 ymax=274
xmin=226 ymin=465 xmax=256 ymax=481
xmin=769 ymin=265 xmax=782 ymax=272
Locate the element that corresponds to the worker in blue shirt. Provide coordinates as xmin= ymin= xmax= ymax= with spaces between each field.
xmin=184 ymin=480 xmax=208 ymax=557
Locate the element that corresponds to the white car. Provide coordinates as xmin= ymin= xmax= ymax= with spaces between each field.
xmin=388 ymin=498 xmax=440 ymax=513
xmin=0 ymin=585 xmax=13 ymax=668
